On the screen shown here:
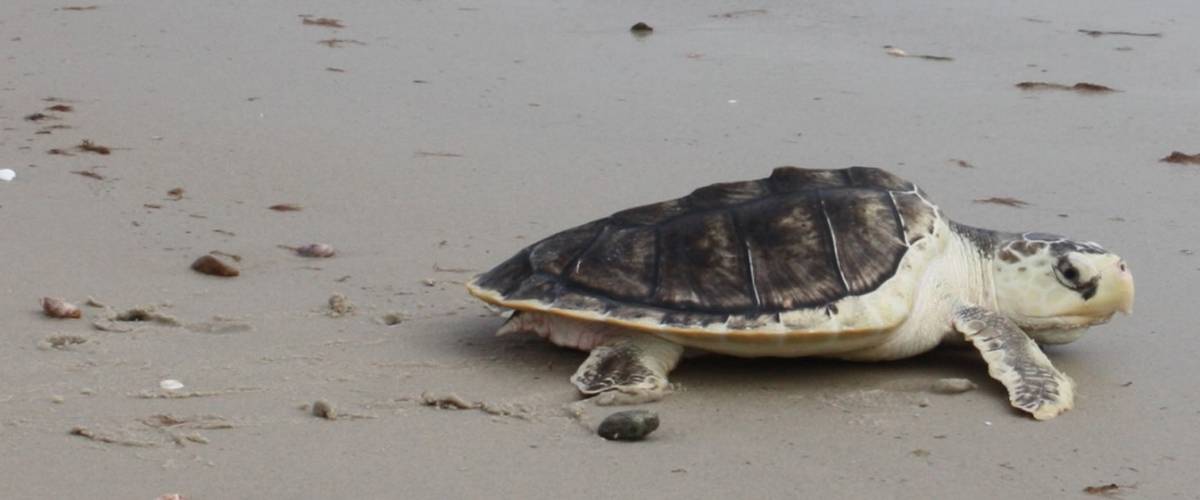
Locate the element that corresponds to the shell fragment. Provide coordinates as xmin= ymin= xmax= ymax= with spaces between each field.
xmin=159 ymin=379 xmax=185 ymax=391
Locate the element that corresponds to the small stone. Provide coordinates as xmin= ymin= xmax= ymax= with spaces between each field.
xmin=630 ymin=22 xmax=653 ymax=34
xmin=50 ymin=395 xmax=65 ymax=404
xmin=312 ymin=400 xmax=337 ymax=420
xmin=597 ymin=410 xmax=659 ymax=441
xmin=378 ymin=312 xmax=405 ymax=326
xmin=191 ymin=254 xmax=239 ymax=277
xmin=930 ymin=378 xmax=977 ymax=394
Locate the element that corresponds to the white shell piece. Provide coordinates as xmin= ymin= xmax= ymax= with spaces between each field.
xmin=159 ymin=379 xmax=184 ymax=391
xmin=0 ymin=169 xmax=15 ymax=182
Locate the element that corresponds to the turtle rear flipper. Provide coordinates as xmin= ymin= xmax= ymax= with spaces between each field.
xmin=953 ymin=306 xmax=1075 ymax=420
xmin=571 ymin=333 xmax=684 ymax=406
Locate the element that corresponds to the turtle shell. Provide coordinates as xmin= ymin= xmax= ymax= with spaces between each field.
xmin=468 ymin=166 xmax=944 ymax=343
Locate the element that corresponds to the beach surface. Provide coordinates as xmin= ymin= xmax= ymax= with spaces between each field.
xmin=1 ymin=1 xmax=1197 ymax=498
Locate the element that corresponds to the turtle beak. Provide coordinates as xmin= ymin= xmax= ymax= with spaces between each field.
xmin=1115 ymin=260 xmax=1134 ymax=315
xmin=1063 ymin=256 xmax=1134 ymax=319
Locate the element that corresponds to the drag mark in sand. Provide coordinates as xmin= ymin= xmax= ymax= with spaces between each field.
xmin=1078 ymin=29 xmax=1161 ymax=38
xmin=884 ymin=45 xmax=954 ymax=61
xmin=414 ymin=150 xmax=464 ymax=158
xmin=71 ymin=169 xmax=105 ymax=180
xmin=420 ymin=391 xmax=531 ymax=420
xmin=318 ymin=38 xmax=365 ymax=48
xmin=24 ymin=112 xmax=56 ymax=122
xmin=1015 ymin=82 xmax=1118 ymax=93
xmin=300 ymin=15 xmax=345 ymax=28
xmin=949 ymin=159 xmax=975 ymax=169
xmin=710 ymin=9 xmax=768 ymax=18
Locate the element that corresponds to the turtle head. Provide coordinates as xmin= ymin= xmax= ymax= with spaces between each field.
xmin=991 ymin=234 xmax=1134 ymax=344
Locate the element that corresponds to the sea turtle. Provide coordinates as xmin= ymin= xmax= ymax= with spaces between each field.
xmin=466 ymin=167 xmax=1134 ymax=420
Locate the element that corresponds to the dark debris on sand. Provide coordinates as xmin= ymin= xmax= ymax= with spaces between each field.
xmin=1015 ymin=82 xmax=1118 ymax=93
xmin=974 ymin=197 xmax=1031 ymax=208
xmin=1160 ymin=151 xmax=1200 ymax=165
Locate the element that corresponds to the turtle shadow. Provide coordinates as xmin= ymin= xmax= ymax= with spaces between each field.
xmin=442 ymin=318 xmax=1014 ymax=406
xmin=451 ymin=316 xmax=989 ymax=379
xmin=436 ymin=315 xmax=589 ymax=367
xmin=672 ymin=346 xmax=1006 ymax=399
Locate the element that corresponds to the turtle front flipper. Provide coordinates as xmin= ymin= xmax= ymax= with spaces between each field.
xmin=953 ymin=306 xmax=1075 ymax=420
xmin=571 ymin=333 xmax=684 ymax=406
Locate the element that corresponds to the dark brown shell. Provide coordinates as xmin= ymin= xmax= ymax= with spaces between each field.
xmin=471 ymin=167 xmax=938 ymax=328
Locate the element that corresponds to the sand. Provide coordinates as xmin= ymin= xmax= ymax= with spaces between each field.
xmin=1 ymin=1 xmax=1197 ymax=498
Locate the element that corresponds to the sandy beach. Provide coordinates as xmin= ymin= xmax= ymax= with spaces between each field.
xmin=2 ymin=1 xmax=1198 ymax=498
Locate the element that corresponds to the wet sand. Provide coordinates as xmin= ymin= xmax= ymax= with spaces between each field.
xmin=1 ymin=1 xmax=1197 ymax=498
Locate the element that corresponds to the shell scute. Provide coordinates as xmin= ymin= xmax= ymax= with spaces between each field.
xmin=653 ymin=211 xmax=753 ymax=311
xmin=568 ymin=225 xmax=657 ymax=301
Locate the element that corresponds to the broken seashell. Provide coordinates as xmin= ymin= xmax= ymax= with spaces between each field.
xmin=159 ymin=379 xmax=184 ymax=391
xmin=327 ymin=293 xmax=354 ymax=317
xmin=41 ymin=297 xmax=82 ymax=319
xmin=0 ymin=169 xmax=14 ymax=182
xmin=296 ymin=243 xmax=335 ymax=258
xmin=191 ymin=255 xmax=239 ymax=277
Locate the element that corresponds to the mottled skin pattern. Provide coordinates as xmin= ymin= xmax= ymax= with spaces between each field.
xmin=468 ymin=167 xmax=1135 ymax=419
xmin=574 ymin=343 xmax=654 ymax=393
xmin=953 ymin=306 xmax=1073 ymax=420
xmin=570 ymin=334 xmax=683 ymax=405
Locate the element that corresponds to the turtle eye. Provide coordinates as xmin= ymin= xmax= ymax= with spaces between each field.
xmin=1053 ymin=257 xmax=1082 ymax=287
